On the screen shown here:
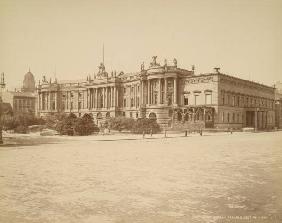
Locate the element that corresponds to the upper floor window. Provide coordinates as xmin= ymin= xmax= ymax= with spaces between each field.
xmin=232 ymin=96 xmax=235 ymax=106
xmin=205 ymin=93 xmax=212 ymax=105
xmin=194 ymin=95 xmax=199 ymax=105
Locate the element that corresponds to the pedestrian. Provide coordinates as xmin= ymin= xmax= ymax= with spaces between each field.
xmin=150 ymin=129 xmax=153 ymax=137
xmin=143 ymin=131 xmax=145 ymax=139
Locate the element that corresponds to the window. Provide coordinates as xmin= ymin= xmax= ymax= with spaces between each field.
xmin=227 ymin=113 xmax=230 ymax=123
xmin=221 ymin=91 xmax=225 ymax=105
xmin=222 ymin=112 xmax=225 ymax=122
xmin=232 ymin=96 xmax=235 ymax=106
xmin=184 ymin=94 xmax=189 ymax=105
xmin=78 ymin=102 xmax=81 ymax=109
xmin=205 ymin=94 xmax=212 ymax=105
xmin=194 ymin=95 xmax=199 ymax=105
xmin=232 ymin=113 xmax=235 ymax=123
xmin=123 ymin=98 xmax=126 ymax=107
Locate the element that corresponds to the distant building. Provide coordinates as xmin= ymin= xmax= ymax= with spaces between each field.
xmin=275 ymin=81 xmax=282 ymax=129
xmin=0 ymin=70 xmax=37 ymax=115
xmin=22 ymin=68 xmax=36 ymax=92
xmin=37 ymin=56 xmax=276 ymax=130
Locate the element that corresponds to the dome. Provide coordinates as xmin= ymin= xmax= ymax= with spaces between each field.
xmin=22 ymin=69 xmax=35 ymax=92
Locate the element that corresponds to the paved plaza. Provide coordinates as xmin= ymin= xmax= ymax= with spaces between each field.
xmin=0 ymin=132 xmax=282 ymax=223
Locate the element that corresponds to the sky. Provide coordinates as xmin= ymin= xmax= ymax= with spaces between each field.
xmin=0 ymin=0 xmax=281 ymax=90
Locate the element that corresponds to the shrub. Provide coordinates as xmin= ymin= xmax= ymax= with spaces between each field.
xmin=107 ymin=117 xmax=135 ymax=132
xmin=45 ymin=113 xmax=66 ymax=129
xmin=56 ymin=113 xmax=77 ymax=136
xmin=0 ymin=113 xmax=45 ymax=131
xmin=55 ymin=113 xmax=99 ymax=136
xmin=1 ymin=115 xmax=17 ymax=130
xmin=14 ymin=125 xmax=28 ymax=134
xmin=132 ymin=118 xmax=161 ymax=134
xmin=73 ymin=113 xmax=99 ymax=136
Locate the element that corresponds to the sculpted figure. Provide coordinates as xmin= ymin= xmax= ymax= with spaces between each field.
xmin=173 ymin=58 xmax=177 ymax=67
xmin=141 ymin=62 xmax=145 ymax=71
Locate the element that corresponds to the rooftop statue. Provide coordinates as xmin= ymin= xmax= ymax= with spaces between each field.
xmin=173 ymin=58 xmax=177 ymax=67
xmin=97 ymin=62 xmax=108 ymax=78
xmin=150 ymin=56 xmax=160 ymax=67
xmin=141 ymin=62 xmax=145 ymax=71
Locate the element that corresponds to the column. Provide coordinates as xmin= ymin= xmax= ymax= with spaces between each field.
xmin=103 ymin=88 xmax=105 ymax=108
xmin=49 ymin=92 xmax=52 ymax=111
xmin=38 ymin=93 xmax=41 ymax=111
xmin=86 ymin=89 xmax=89 ymax=109
xmin=158 ymin=78 xmax=161 ymax=104
xmin=174 ymin=78 xmax=177 ymax=105
xmin=164 ymin=78 xmax=167 ymax=105
xmin=140 ymin=81 xmax=143 ymax=105
xmin=147 ymin=80 xmax=150 ymax=105
xmin=54 ymin=92 xmax=57 ymax=110
xmin=135 ymin=84 xmax=137 ymax=107
xmin=113 ymin=87 xmax=116 ymax=107
xmin=254 ymin=110 xmax=258 ymax=131
xmin=106 ymin=87 xmax=109 ymax=109
xmin=116 ymin=87 xmax=119 ymax=107
xmin=96 ymin=88 xmax=99 ymax=109
xmin=94 ymin=88 xmax=96 ymax=109
xmin=110 ymin=87 xmax=114 ymax=108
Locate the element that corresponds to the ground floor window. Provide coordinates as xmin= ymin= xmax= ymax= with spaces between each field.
xmin=184 ymin=94 xmax=189 ymax=105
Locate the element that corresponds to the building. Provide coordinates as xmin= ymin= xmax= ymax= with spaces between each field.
xmin=37 ymin=56 xmax=276 ymax=130
xmin=0 ymin=70 xmax=37 ymax=115
xmin=275 ymin=81 xmax=282 ymax=129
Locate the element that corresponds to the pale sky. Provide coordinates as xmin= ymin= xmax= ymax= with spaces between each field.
xmin=0 ymin=0 xmax=281 ymax=90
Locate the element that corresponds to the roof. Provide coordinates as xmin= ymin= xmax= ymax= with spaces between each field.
xmin=4 ymin=91 xmax=36 ymax=98
xmin=196 ymin=72 xmax=275 ymax=90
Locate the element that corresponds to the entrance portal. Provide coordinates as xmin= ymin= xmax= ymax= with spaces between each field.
xmin=246 ymin=111 xmax=255 ymax=127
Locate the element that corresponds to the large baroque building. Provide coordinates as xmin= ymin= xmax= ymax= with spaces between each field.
xmin=37 ymin=56 xmax=276 ymax=130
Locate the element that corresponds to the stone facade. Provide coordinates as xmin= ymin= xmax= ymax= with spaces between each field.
xmin=37 ymin=57 xmax=276 ymax=130
xmin=275 ymin=82 xmax=282 ymax=129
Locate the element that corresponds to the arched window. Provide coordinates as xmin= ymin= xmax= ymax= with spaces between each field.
xmin=149 ymin=112 xmax=157 ymax=120
xmin=97 ymin=112 xmax=102 ymax=119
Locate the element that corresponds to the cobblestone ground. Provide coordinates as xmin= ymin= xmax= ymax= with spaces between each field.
xmin=0 ymin=132 xmax=282 ymax=223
